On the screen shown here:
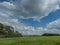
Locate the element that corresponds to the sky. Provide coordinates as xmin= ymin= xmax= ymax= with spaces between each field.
xmin=0 ymin=0 xmax=60 ymax=35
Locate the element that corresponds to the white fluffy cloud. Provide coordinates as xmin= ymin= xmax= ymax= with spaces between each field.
xmin=45 ymin=18 xmax=60 ymax=34
xmin=0 ymin=1 xmax=15 ymax=18
xmin=0 ymin=1 xmax=16 ymax=10
xmin=19 ymin=26 xmax=45 ymax=35
xmin=18 ymin=18 xmax=60 ymax=35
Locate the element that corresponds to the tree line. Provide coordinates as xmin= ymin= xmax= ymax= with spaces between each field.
xmin=0 ymin=23 xmax=22 ymax=38
xmin=42 ymin=33 xmax=60 ymax=36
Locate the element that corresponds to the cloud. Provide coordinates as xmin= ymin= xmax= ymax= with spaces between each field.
xmin=0 ymin=1 xmax=16 ymax=10
xmin=12 ymin=0 xmax=60 ymax=20
xmin=0 ymin=1 xmax=23 ymax=33
xmin=45 ymin=18 xmax=60 ymax=34
xmin=0 ymin=0 xmax=60 ymax=35
xmin=18 ymin=18 xmax=60 ymax=35
xmin=23 ymin=18 xmax=60 ymax=35
xmin=0 ymin=1 xmax=16 ymax=18
xmin=19 ymin=26 xmax=45 ymax=35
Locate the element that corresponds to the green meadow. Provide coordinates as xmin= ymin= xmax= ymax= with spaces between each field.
xmin=0 ymin=36 xmax=60 ymax=45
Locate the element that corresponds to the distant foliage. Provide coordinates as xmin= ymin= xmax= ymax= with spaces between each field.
xmin=42 ymin=33 xmax=60 ymax=36
xmin=0 ymin=23 xmax=22 ymax=37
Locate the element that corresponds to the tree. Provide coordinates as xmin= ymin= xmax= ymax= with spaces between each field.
xmin=14 ymin=31 xmax=23 ymax=37
xmin=0 ymin=23 xmax=5 ymax=35
xmin=0 ymin=23 xmax=3 ymax=30
xmin=4 ymin=25 xmax=14 ymax=34
xmin=0 ymin=23 xmax=23 ymax=37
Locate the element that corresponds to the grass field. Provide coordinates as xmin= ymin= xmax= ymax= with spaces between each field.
xmin=0 ymin=36 xmax=60 ymax=45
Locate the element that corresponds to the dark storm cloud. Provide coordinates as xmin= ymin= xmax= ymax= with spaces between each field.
xmin=12 ymin=0 xmax=60 ymax=20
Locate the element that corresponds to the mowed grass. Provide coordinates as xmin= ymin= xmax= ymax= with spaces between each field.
xmin=0 ymin=36 xmax=60 ymax=45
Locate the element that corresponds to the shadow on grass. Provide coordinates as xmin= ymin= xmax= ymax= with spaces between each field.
xmin=55 ymin=42 xmax=60 ymax=45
